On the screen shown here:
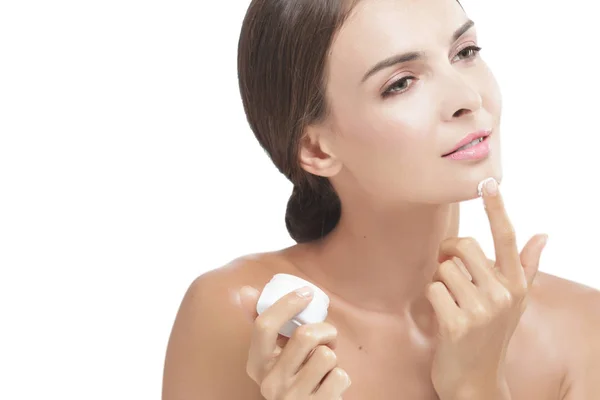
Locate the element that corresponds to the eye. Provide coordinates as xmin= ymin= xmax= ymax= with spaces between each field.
xmin=382 ymin=76 xmax=417 ymax=98
xmin=452 ymin=45 xmax=482 ymax=62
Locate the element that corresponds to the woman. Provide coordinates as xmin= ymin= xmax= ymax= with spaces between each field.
xmin=162 ymin=0 xmax=600 ymax=398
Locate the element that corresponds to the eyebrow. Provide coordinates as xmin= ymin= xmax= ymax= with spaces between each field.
xmin=360 ymin=19 xmax=475 ymax=83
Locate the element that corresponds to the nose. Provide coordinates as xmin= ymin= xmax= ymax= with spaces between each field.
xmin=439 ymin=70 xmax=483 ymax=121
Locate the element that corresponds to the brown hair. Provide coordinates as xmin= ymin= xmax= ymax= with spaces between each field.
xmin=237 ymin=0 xmax=463 ymax=243
xmin=237 ymin=0 xmax=359 ymax=243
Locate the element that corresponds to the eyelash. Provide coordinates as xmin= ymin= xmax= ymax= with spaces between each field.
xmin=381 ymin=45 xmax=483 ymax=98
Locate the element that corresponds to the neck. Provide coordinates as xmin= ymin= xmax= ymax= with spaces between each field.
xmin=300 ymin=201 xmax=460 ymax=315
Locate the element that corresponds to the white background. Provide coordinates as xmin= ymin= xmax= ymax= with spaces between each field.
xmin=1 ymin=0 xmax=598 ymax=399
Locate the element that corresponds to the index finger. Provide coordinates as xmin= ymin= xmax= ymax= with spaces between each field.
xmin=478 ymin=177 xmax=521 ymax=280
xmin=249 ymin=287 xmax=314 ymax=367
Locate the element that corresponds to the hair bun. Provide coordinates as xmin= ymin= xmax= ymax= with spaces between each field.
xmin=285 ymin=177 xmax=341 ymax=243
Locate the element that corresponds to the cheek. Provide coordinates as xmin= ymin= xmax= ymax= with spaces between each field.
xmin=480 ymin=65 xmax=503 ymax=120
xmin=338 ymin=109 xmax=429 ymax=154
xmin=335 ymin=91 xmax=436 ymax=148
xmin=332 ymin=104 xmax=435 ymax=177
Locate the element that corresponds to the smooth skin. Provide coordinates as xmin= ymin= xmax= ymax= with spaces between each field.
xmin=238 ymin=179 xmax=549 ymax=400
xmin=243 ymin=287 xmax=349 ymax=399
xmin=427 ymin=178 xmax=547 ymax=399
xmin=162 ymin=181 xmax=600 ymax=400
xmin=163 ymin=0 xmax=600 ymax=398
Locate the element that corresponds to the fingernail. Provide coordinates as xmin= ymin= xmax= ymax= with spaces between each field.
xmin=540 ymin=234 xmax=549 ymax=247
xmin=295 ymin=286 xmax=314 ymax=298
xmin=239 ymin=286 xmax=252 ymax=296
xmin=477 ymin=177 xmax=498 ymax=197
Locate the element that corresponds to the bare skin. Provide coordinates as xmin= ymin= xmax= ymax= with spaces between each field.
xmin=163 ymin=0 xmax=600 ymax=398
xmin=163 ymin=202 xmax=600 ymax=400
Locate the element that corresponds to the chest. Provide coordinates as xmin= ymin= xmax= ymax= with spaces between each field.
xmin=329 ymin=328 xmax=563 ymax=400
xmin=333 ymin=334 xmax=438 ymax=400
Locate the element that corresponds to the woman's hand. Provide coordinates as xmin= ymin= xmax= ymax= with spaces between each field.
xmin=239 ymin=286 xmax=351 ymax=399
xmin=427 ymin=178 xmax=549 ymax=400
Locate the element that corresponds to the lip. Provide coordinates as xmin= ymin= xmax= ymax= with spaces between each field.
xmin=442 ymin=129 xmax=493 ymax=157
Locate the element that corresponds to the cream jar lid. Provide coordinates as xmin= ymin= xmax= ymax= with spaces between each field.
xmin=256 ymin=273 xmax=330 ymax=337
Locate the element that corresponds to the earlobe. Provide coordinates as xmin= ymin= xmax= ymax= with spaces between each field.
xmin=298 ymin=124 xmax=343 ymax=178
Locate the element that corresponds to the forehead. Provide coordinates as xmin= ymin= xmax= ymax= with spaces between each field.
xmin=329 ymin=0 xmax=469 ymax=74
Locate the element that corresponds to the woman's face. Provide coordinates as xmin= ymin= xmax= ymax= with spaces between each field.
xmin=318 ymin=0 xmax=503 ymax=206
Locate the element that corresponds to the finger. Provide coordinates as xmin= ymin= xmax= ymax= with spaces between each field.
xmin=286 ymin=345 xmax=339 ymax=397
xmin=241 ymin=286 xmax=291 ymax=349
xmin=438 ymin=237 xmax=496 ymax=287
xmin=433 ymin=260 xmax=481 ymax=309
xmin=426 ymin=281 xmax=462 ymax=327
xmin=239 ymin=286 xmax=260 ymax=322
xmin=248 ymin=287 xmax=314 ymax=376
xmin=313 ymin=367 xmax=351 ymax=400
xmin=275 ymin=322 xmax=338 ymax=377
xmin=519 ymin=234 xmax=548 ymax=287
xmin=452 ymin=257 xmax=473 ymax=282
xmin=478 ymin=177 xmax=521 ymax=281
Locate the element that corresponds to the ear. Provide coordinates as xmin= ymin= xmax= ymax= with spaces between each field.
xmin=298 ymin=123 xmax=342 ymax=178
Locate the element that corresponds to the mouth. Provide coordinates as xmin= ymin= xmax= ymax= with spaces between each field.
xmin=442 ymin=130 xmax=492 ymax=157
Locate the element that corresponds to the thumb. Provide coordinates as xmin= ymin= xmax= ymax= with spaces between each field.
xmin=238 ymin=285 xmax=261 ymax=322
xmin=519 ymin=234 xmax=548 ymax=286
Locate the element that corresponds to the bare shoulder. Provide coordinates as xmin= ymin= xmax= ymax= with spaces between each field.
xmin=531 ymin=271 xmax=600 ymax=323
xmin=162 ymin=250 xmax=295 ymax=400
xmin=529 ymin=272 xmax=600 ymax=398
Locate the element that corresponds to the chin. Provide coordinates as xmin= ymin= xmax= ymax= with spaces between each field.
xmin=464 ymin=152 xmax=503 ymax=196
xmin=382 ymin=157 xmax=503 ymax=206
xmin=466 ymin=168 xmax=503 ymax=201
xmin=439 ymin=167 xmax=504 ymax=204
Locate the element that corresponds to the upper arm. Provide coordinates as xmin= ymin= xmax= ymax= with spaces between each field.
xmin=560 ymin=287 xmax=600 ymax=399
xmin=162 ymin=268 xmax=263 ymax=400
